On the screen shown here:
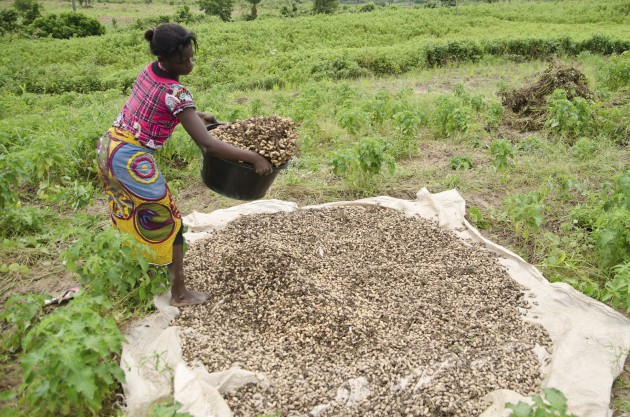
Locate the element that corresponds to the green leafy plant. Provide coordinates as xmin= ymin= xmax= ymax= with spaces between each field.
xmin=19 ymin=295 xmax=125 ymax=416
xmin=389 ymin=109 xmax=424 ymax=158
xmin=433 ymin=94 xmax=473 ymax=137
xmin=449 ymin=155 xmax=473 ymax=170
xmin=486 ymin=100 xmax=505 ymax=127
xmin=598 ymin=51 xmax=630 ymax=91
xmin=490 ymin=139 xmax=514 ymax=170
xmin=467 ymin=206 xmax=488 ymax=229
xmin=506 ymin=387 xmax=577 ymax=417
xmin=0 ymin=206 xmax=54 ymax=237
xmin=28 ymin=12 xmax=106 ymax=39
xmin=363 ymin=91 xmax=394 ymax=126
xmin=545 ymin=89 xmax=593 ymax=138
xmin=149 ymin=401 xmax=194 ymax=417
xmin=504 ymin=191 xmax=547 ymax=239
xmin=198 ymin=0 xmax=233 ymax=21
xmin=592 ymin=172 xmax=630 ymax=271
xmin=337 ymin=108 xmax=368 ymax=135
xmin=0 ymin=154 xmax=28 ymax=210
xmin=571 ymin=137 xmax=597 ymax=160
xmin=61 ymin=227 xmax=169 ymax=307
xmin=593 ymin=207 xmax=630 ymax=271
xmin=330 ymin=136 xmax=395 ymax=192
xmin=0 ymin=293 xmax=45 ymax=353
xmin=603 ymin=262 xmax=630 ymax=313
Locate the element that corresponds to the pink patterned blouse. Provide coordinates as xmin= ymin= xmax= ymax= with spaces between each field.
xmin=112 ymin=62 xmax=196 ymax=149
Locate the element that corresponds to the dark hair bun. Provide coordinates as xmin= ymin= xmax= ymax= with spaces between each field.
xmin=144 ymin=29 xmax=154 ymax=43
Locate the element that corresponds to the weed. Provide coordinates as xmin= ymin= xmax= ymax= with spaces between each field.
xmin=603 ymin=262 xmax=630 ymax=313
xmin=330 ymin=136 xmax=395 ymax=193
xmin=490 ymin=139 xmax=514 ymax=170
xmin=449 ymin=156 xmax=473 ymax=170
xmin=598 ymin=51 xmax=630 ymax=91
xmin=61 ymin=227 xmax=169 ymax=309
xmin=433 ymin=94 xmax=473 ymax=137
xmin=593 ymin=207 xmax=630 ymax=271
xmin=0 ymin=294 xmax=46 ymax=354
xmin=506 ymin=387 xmax=577 ymax=417
xmin=0 ymin=206 xmax=55 ymax=238
xmin=571 ymin=138 xmax=597 ymax=160
xmin=337 ymin=108 xmax=368 ymax=135
xmin=503 ymin=191 xmax=547 ymax=239
xmin=148 ymin=401 xmax=193 ymax=417
xmin=546 ymin=89 xmax=593 ymax=139
xmin=0 ymin=153 xmax=28 ymax=210
xmin=19 ymin=295 xmax=125 ymax=416
xmin=467 ymin=207 xmax=488 ymax=229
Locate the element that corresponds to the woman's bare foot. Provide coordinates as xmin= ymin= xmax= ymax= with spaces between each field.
xmin=170 ymin=290 xmax=208 ymax=307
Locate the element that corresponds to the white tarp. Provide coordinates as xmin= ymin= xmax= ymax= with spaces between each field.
xmin=120 ymin=188 xmax=630 ymax=417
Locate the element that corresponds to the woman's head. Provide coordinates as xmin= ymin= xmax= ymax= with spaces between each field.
xmin=145 ymin=23 xmax=197 ymax=76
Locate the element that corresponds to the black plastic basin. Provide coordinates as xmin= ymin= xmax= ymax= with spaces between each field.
xmin=201 ymin=153 xmax=286 ymax=201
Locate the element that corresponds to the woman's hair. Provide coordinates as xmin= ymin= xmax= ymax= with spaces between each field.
xmin=144 ymin=23 xmax=198 ymax=59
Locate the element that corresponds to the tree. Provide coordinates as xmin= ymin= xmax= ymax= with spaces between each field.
xmin=13 ymin=0 xmax=34 ymax=14
xmin=175 ymin=4 xmax=194 ymax=23
xmin=0 ymin=8 xmax=19 ymax=38
xmin=22 ymin=2 xmax=42 ymax=24
xmin=29 ymin=12 xmax=105 ymax=38
xmin=198 ymin=0 xmax=233 ymax=21
xmin=13 ymin=0 xmax=42 ymax=23
xmin=313 ymin=0 xmax=337 ymax=14
xmin=246 ymin=0 xmax=261 ymax=20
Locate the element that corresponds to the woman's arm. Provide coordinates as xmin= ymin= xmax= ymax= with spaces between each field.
xmin=177 ymin=107 xmax=272 ymax=175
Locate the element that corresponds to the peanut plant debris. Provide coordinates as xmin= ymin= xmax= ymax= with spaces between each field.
xmin=176 ymin=206 xmax=551 ymax=417
xmin=211 ymin=116 xmax=298 ymax=167
xmin=500 ymin=62 xmax=592 ymax=131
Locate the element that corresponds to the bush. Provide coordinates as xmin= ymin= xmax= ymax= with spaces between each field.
xmin=449 ymin=156 xmax=473 ymax=170
xmin=598 ymin=51 xmax=630 ymax=91
xmin=61 ymin=227 xmax=169 ymax=307
xmin=503 ymin=190 xmax=546 ymax=239
xmin=425 ymin=40 xmax=483 ymax=67
xmin=433 ymin=94 xmax=473 ymax=137
xmin=0 ymin=293 xmax=46 ymax=353
xmin=329 ymin=136 xmax=395 ymax=192
xmin=19 ymin=295 xmax=125 ymax=416
xmin=313 ymin=0 xmax=338 ymax=14
xmin=595 ymin=103 xmax=630 ymax=146
xmin=545 ymin=89 xmax=593 ymax=139
xmin=358 ymin=2 xmax=375 ymax=12
xmin=29 ymin=12 xmax=105 ymax=39
xmin=198 ymin=0 xmax=233 ymax=21
xmin=311 ymin=55 xmax=367 ymax=80
xmin=490 ymin=139 xmax=514 ymax=170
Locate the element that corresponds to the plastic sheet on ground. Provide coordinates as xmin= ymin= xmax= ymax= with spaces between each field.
xmin=120 ymin=188 xmax=630 ymax=417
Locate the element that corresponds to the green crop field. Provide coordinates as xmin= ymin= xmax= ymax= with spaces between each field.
xmin=1 ymin=0 xmax=629 ymax=415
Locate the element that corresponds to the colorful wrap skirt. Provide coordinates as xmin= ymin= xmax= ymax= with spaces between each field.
xmin=96 ymin=127 xmax=181 ymax=265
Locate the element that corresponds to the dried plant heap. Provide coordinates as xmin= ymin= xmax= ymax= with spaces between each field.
xmin=177 ymin=206 xmax=551 ymax=417
xmin=211 ymin=116 xmax=298 ymax=167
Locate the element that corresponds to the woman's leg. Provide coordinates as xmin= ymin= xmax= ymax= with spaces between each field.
xmin=168 ymin=243 xmax=208 ymax=307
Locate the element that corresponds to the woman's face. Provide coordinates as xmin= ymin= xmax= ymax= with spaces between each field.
xmin=161 ymin=43 xmax=195 ymax=76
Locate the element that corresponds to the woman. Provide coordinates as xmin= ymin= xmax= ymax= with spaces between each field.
xmin=96 ymin=23 xmax=272 ymax=307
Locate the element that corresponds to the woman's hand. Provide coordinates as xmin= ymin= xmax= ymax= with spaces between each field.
xmin=197 ymin=112 xmax=217 ymax=125
xmin=253 ymin=155 xmax=273 ymax=175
